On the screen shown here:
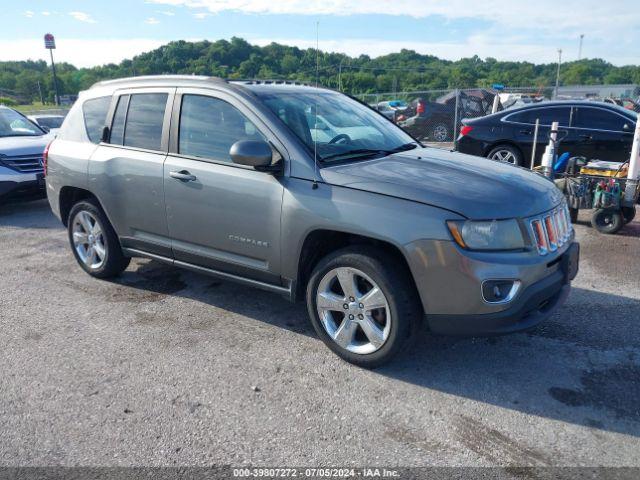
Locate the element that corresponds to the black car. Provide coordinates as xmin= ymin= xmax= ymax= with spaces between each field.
xmin=456 ymin=101 xmax=637 ymax=167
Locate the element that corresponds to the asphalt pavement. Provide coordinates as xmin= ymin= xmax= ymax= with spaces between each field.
xmin=1 ymin=198 xmax=639 ymax=468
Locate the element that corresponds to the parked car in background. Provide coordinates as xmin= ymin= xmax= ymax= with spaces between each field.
xmin=399 ymin=89 xmax=498 ymax=142
xmin=45 ymin=75 xmax=578 ymax=367
xmin=374 ymin=100 xmax=408 ymax=122
xmin=603 ymin=97 xmax=640 ymax=113
xmin=28 ymin=114 xmax=66 ymax=135
xmin=456 ymin=101 xmax=637 ymax=167
xmin=0 ymin=106 xmax=50 ymax=201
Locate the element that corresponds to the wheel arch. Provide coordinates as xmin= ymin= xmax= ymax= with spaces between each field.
xmin=59 ymin=186 xmax=104 ymax=227
xmin=292 ymin=228 xmax=418 ymax=304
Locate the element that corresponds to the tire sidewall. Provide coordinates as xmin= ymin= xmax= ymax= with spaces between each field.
xmin=591 ymin=208 xmax=623 ymax=234
xmin=67 ymin=200 xmax=127 ymax=278
xmin=306 ymin=248 xmax=413 ymax=368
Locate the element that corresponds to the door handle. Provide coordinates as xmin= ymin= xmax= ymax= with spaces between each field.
xmin=169 ymin=170 xmax=197 ymax=182
xmin=579 ymin=134 xmax=593 ymax=141
xmin=519 ymin=129 xmax=532 ymax=135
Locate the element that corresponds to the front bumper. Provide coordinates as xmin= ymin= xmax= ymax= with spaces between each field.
xmin=426 ymin=242 xmax=579 ymax=336
xmin=0 ymin=166 xmax=45 ymax=198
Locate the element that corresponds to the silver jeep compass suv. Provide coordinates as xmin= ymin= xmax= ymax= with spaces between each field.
xmin=46 ymin=76 xmax=579 ymax=367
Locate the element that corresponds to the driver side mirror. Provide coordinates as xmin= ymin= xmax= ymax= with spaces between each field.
xmin=230 ymin=140 xmax=273 ymax=168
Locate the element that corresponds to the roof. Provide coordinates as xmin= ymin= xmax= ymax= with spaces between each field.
xmin=90 ymin=75 xmax=227 ymax=89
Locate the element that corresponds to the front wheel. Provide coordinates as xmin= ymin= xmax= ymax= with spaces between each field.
xmin=306 ymin=246 xmax=422 ymax=368
xmin=431 ymin=123 xmax=450 ymax=142
xmin=68 ymin=199 xmax=130 ymax=278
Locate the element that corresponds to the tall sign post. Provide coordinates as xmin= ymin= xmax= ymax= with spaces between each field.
xmin=44 ymin=33 xmax=60 ymax=106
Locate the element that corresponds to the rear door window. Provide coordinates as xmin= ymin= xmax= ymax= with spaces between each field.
xmin=178 ymin=94 xmax=266 ymax=163
xmin=506 ymin=107 xmax=572 ymax=127
xmin=574 ymin=107 xmax=628 ymax=131
xmin=82 ymin=96 xmax=111 ymax=143
xmin=122 ymin=93 xmax=168 ymax=151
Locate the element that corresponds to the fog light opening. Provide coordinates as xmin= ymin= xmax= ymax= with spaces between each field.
xmin=482 ymin=280 xmax=521 ymax=304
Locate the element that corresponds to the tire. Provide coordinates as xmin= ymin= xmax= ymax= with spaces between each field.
xmin=306 ymin=246 xmax=422 ymax=368
xmin=569 ymin=207 xmax=579 ymax=224
xmin=590 ymin=208 xmax=624 ymax=234
xmin=431 ymin=123 xmax=450 ymax=142
xmin=487 ymin=145 xmax=523 ymax=166
xmin=67 ymin=199 xmax=130 ymax=278
xmin=622 ymin=206 xmax=636 ymax=224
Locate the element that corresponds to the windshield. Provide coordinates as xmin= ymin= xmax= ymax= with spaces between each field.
xmin=253 ymin=90 xmax=417 ymax=163
xmin=0 ymin=109 xmax=44 ymax=137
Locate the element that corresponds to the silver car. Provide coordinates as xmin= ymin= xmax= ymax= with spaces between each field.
xmin=45 ymin=76 xmax=579 ymax=367
xmin=0 ymin=106 xmax=50 ymax=201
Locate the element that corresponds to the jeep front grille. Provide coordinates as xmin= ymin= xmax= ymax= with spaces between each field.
xmin=529 ymin=204 xmax=572 ymax=256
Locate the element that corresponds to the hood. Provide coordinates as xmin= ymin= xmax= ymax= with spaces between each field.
xmin=0 ymin=135 xmax=52 ymax=157
xmin=320 ymin=147 xmax=564 ymax=219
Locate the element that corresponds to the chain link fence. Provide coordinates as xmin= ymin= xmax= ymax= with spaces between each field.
xmin=359 ymin=87 xmax=550 ymax=145
xmin=359 ymin=84 xmax=639 ymax=145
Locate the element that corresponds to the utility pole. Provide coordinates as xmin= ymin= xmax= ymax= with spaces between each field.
xmin=338 ymin=58 xmax=344 ymax=92
xmin=578 ymin=34 xmax=585 ymax=60
xmin=44 ymin=33 xmax=60 ymax=106
xmin=37 ymin=80 xmax=44 ymax=105
xmin=554 ymin=48 xmax=562 ymax=100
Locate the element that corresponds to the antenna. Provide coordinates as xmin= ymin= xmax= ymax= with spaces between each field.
xmin=312 ymin=20 xmax=320 ymax=190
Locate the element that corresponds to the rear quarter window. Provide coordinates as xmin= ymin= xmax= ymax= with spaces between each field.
xmin=82 ymin=96 xmax=112 ymax=143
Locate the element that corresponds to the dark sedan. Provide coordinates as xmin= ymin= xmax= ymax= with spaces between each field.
xmin=456 ymin=101 xmax=637 ymax=167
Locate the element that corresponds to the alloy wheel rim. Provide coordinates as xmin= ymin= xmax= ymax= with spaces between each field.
xmin=433 ymin=125 xmax=448 ymax=142
xmin=72 ymin=211 xmax=106 ymax=270
xmin=316 ymin=267 xmax=391 ymax=355
xmin=491 ymin=149 xmax=516 ymax=164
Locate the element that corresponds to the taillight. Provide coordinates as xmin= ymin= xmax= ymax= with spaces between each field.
xmin=460 ymin=125 xmax=474 ymax=136
xmin=417 ymin=102 xmax=425 ymax=114
xmin=43 ymin=141 xmax=53 ymax=176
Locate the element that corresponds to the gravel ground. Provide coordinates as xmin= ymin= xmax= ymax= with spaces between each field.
xmin=0 ymin=198 xmax=639 ymax=468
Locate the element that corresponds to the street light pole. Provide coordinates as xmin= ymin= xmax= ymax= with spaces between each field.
xmin=554 ymin=48 xmax=563 ymax=100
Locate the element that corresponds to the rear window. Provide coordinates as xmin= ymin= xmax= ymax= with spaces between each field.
xmin=82 ymin=96 xmax=111 ymax=143
xmin=122 ymin=93 xmax=168 ymax=151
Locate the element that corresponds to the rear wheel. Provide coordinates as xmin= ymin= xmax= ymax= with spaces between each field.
xmin=591 ymin=208 xmax=624 ymax=234
xmin=306 ymin=246 xmax=422 ymax=368
xmin=431 ymin=123 xmax=450 ymax=142
xmin=68 ymin=199 xmax=130 ymax=278
xmin=487 ymin=145 xmax=523 ymax=166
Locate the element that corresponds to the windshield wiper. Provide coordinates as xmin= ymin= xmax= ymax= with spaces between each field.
xmin=388 ymin=142 xmax=419 ymax=153
xmin=321 ymin=148 xmax=391 ymax=162
xmin=321 ymin=143 xmax=419 ymax=162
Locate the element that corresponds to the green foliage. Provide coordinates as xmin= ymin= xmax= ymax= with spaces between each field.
xmin=1 ymin=37 xmax=638 ymax=103
xmin=0 ymin=96 xmax=18 ymax=106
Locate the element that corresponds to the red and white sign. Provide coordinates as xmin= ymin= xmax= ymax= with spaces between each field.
xmin=44 ymin=33 xmax=56 ymax=49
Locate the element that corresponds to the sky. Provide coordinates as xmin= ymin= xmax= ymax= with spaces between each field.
xmin=1 ymin=0 xmax=639 ymax=68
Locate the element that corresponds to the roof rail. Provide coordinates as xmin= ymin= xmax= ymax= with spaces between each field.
xmin=231 ymin=79 xmax=316 ymax=87
xmin=90 ymin=74 xmax=226 ymax=89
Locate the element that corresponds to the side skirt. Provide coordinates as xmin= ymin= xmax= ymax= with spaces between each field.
xmin=122 ymin=247 xmax=294 ymax=300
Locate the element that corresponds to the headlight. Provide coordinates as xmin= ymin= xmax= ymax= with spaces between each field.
xmin=446 ymin=219 xmax=525 ymax=251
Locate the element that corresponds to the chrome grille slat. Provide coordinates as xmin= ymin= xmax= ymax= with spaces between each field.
xmin=0 ymin=154 xmax=44 ymax=173
xmin=528 ymin=202 xmax=573 ymax=256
